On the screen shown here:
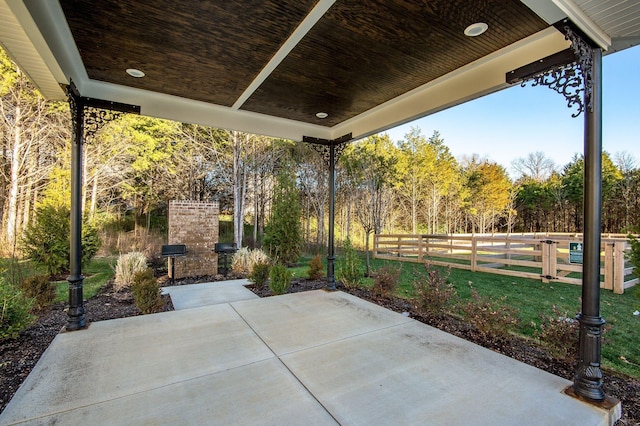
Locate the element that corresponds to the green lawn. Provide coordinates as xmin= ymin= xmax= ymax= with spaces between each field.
xmin=293 ymin=252 xmax=640 ymax=380
xmin=52 ymin=257 xmax=116 ymax=302
xmin=1 ymin=256 xmax=115 ymax=303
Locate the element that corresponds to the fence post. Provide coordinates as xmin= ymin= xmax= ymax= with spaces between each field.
xmin=604 ymin=243 xmax=614 ymax=291
xmin=373 ymin=234 xmax=378 ymax=259
xmin=541 ymin=240 xmax=549 ymax=283
xmin=549 ymin=241 xmax=557 ymax=282
xmin=613 ymin=242 xmax=625 ymax=294
xmin=471 ymin=236 xmax=477 ymax=272
xmin=418 ymin=234 xmax=424 ymax=262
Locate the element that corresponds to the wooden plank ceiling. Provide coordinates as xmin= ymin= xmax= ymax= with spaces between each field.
xmin=60 ymin=0 xmax=548 ymax=127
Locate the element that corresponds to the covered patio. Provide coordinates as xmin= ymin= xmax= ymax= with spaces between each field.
xmin=1 ymin=0 xmax=639 ymax=422
xmin=0 ymin=282 xmax=621 ymax=424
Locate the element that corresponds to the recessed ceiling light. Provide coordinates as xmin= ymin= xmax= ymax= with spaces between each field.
xmin=464 ymin=22 xmax=488 ymax=37
xmin=126 ymin=68 xmax=145 ymax=78
xmin=316 ymin=112 xmax=328 ymax=119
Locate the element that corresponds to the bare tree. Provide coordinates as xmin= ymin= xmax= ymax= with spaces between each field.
xmin=511 ymin=151 xmax=556 ymax=182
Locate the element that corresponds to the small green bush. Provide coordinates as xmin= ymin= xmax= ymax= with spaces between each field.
xmin=460 ymin=289 xmax=520 ymax=340
xmin=18 ymin=274 xmax=56 ymax=311
xmin=307 ymin=254 xmax=324 ymax=280
xmin=412 ymin=265 xmax=457 ymax=317
xmin=534 ymin=305 xmax=579 ymax=361
xmin=249 ymin=261 xmax=271 ymax=286
xmin=114 ymin=252 xmax=148 ymax=292
xmin=0 ymin=279 xmax=34 ymax=340
xmin=337 ymin=238 xmax=362 ymax=288
xmin=269 ymin=263 xmax=291 ymax=295
xmin=131 ymin=269 xmax=164 ymax=314
xmin=372 ymin=263 xmax=401 ymax=297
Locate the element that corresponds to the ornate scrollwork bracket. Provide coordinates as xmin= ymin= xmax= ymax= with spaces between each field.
xmin=304 ymin=133 xmax=353 ymax=168
xmin=65 ymin=81 xmax=140 ymax=143
xmin=84 ymin=107 xmax=123 ymax=141
xmin=518 ymin=23 xmax=595 ymax=118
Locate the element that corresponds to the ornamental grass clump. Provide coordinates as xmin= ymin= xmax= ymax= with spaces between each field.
xmin=114 ymin=251 xmax=148 ymax=292
xmin=307 ymin=254 xmax=324 ymax=280
xmin=269 ymin=263 xmax=291 ymax=295
xmin=131 ymin=268 xmax=164 ymax=314
xmin=231 ymin=247 xmax=251 ymax=275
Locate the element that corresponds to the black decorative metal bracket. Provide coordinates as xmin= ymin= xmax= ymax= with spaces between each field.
xmin=505 ymin=20 xmax=596 ymax=118
xmin=304 ymin=133 xmax=353 ymax=166
xmin=65 ymin=81 xmax=141 ymax=142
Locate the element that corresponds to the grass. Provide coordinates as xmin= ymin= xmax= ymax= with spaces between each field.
xmin=298 ymin=251 xmax=640 ymax=380
xmin=1 ymin=256 xmax=116 ymax=303
xmin=52 ymin=257 xmax=116 ymax=302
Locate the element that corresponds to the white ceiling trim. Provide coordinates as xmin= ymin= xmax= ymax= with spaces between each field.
xmin=552 ymin=0 xmax=612 ymax=49
xmin=0 ymin=0 xmax=65 ymax=99
xmin=231 ymin=0 xmax=336 ymax=110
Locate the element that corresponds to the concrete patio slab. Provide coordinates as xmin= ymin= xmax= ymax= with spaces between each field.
xmin=0 ymin=304 xmax=273 ymax=424
xmin=0 ymin=289 xmax=620 ymax=425
xmin=162 ymin=280 xmax=257 ymax=310
xmin=280 ymin=320 xmax=611 ymax=426
xmin=231 ymin=290 xmax=413 ymax=355
xmin=14 ymin=359 xmax=337 ymax=426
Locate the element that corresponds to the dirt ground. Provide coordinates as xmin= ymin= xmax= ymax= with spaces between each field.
xmin=1 ymin=276 xmax=638 ymax=424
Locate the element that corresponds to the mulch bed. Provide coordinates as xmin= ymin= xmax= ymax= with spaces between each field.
xmin=1 ymin=276 xmax=638 ymax=424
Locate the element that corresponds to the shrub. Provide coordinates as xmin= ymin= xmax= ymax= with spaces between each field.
xmin=372 ymin=263 xmax=401 ymax=297
xmin=412 ymin=265 xmax=457 ymax=317
xmin=81 ymin=221 xmax=102 ymax=266
xmin=21 ymin=205 xmax=102 ymax=276
xmin=460 ymin=290 xmax=520 ymax=340
xmin=114 ymin=252 xmax=148 ymax=292
xmin=0 ymin=279 xmax=34 ymax=340
xmin=18 ymin=274 xmax=56 ymax=311
xmin=307 ymin=254 xmax=324 ymax=280
xmin=249 ymin=261 xmax=271 ymax=286
xmin=131 ymin=269 xmax=164 ymax=314
xmin=269 ymin=263 xmax=291 ymax=295
xmin=337 ymin=238 xmax=362 ymax=288
xmin=231 ymin=247 xmax=251 ymax=275
xmin=263 ymin=163 xmax=302 ymax=264
xmin=534 ymin=305 xmax=579 ymax=361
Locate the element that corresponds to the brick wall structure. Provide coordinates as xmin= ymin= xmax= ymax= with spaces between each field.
xmin=168 ymin=200 xmax=219 ymax=279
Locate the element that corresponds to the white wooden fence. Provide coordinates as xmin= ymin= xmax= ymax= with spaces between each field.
xmin=373 ymin=233 xmax=639 ymax=294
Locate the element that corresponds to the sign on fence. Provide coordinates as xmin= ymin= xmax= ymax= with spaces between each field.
xmin=569 ymin=242 xmax=583 ymax=264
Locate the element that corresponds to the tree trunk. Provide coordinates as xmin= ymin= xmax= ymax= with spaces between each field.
xmin=365 ymin=229 xmax=371 ymax=276
xmin=90 ymin=172 xmax=99 ymax=218
xmin=232 ymin=131 xmax=247 ymax=248
xmin=6 ymin=105 xmax=21 ymax=248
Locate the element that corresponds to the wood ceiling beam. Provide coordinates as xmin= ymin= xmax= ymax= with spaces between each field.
xmin=231 ymin=0 xmax=336 ymax=110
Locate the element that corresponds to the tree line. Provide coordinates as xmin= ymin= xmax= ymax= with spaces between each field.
xmin=2 ymin=47 xmax=639 ymax=257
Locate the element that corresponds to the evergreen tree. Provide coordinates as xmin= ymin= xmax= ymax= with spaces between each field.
xmin=263 ymin=160 xmax=302 ymax=264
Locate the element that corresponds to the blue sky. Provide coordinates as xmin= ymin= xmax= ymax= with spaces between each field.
xmin=385 ymin=45 xmax=639 ymax=177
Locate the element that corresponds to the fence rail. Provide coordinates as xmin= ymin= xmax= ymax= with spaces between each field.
xmin=373 ymin=233 xmax=639 ymax=294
